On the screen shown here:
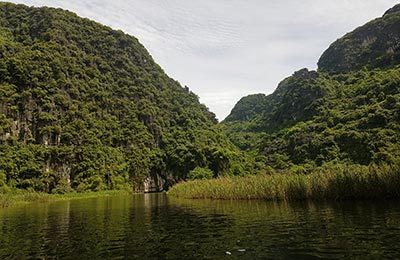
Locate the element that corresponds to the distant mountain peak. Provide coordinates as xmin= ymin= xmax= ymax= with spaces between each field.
xmin=224 ymin=5 xmax=400 ymax=167
xmin=318 ymin=3 xmax=400 ymax=73
xmin=384 ymin=3 xmax=400 ymax=16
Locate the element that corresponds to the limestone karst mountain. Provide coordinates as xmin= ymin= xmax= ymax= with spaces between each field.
xmin=224 ymin=5 xmax=400 ymax=169
xmin=0 ymin=3 xmax=244 ymax=193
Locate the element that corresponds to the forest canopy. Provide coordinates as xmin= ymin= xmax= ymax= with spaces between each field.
xmin=0 ymin=3 xmax=249 ymax=193
xmin=223 ymin=6 xmax=400 ymax=172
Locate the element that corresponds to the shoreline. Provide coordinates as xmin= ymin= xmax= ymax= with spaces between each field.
xmin=168 ymin=164 xmax=400 ymax=201
xmin=0 ymin=190 xmax=132 ymax=209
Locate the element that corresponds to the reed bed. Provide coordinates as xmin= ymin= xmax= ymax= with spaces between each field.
xmin=168 ymin=164 xmax=400 ymax=201
xmin=0 ymin=192 xmax=52 ymax=208
xmin=0 ymin=190 xmax=131 ymax=208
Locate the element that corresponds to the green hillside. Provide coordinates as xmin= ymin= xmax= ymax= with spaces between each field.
xmin=0 ymin=3 xmax=247 ymax=194
xmin=318 ymin=4 xmax=400 ymax=73
xmin=224 ymin=5 xmax=400 ymax=172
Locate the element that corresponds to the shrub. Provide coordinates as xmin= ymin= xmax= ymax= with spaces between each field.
xmin=0 ymin=171 xmax=6 ymax=187
xmin=187 ymin=167 xmax=214 ymax=180
xmin=51 ymin=179 xmax=74 ymax=194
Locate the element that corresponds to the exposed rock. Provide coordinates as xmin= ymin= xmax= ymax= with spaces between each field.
xmin=318 ymin=4 xmax=400 ymax=73
xmin=384 ymin=4 xmax=400 ymax=16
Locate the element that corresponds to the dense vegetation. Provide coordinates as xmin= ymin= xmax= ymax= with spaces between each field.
xmin=168 ymin=164 xmax=400 ymax=201
xmin=223 ymin=5 xmax=400 ymax=174
xmin=318 ymin=5 xmax=400 ymax=73
xmin=0 ymin=3 xmax=249 ymax=194
xmin=0 ymin=190 xmax=128 ymax=208
xmin=2 ymin=2 xmax=400 ymax=201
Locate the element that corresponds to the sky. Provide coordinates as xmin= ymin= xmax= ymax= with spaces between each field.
xmin=6 ymin=0 xmax=400 ymax=120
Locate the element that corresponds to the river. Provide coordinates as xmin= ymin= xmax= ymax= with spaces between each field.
xmin=0 ymin=193 xmax=400 ymax=259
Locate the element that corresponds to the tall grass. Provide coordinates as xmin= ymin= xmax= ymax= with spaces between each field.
xmin=0 ymin=190 xmax=131 ymax=208
xmin=168 ymin=164 xmax=400 ymax=201
xmin=0 ymin=192 xmax=52 ymax=208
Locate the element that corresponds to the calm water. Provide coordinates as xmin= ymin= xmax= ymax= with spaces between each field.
xmin=1 ymin=194 xmax=400 ymax=260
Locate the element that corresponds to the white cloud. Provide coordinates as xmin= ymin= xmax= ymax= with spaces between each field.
xmin=6 ymin=0 xmax=400 ymax=120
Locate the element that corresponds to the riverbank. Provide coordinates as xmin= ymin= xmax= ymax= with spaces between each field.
xmin=0 ymin=190 xmax=131 ymax=208
xmin=168 ymin=164 xmax=400 ymax=201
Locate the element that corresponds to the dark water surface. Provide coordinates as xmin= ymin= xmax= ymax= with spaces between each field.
xmin=1 ymin=194 xmax=400 ymax=260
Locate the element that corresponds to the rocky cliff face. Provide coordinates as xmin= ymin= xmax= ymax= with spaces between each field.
xmin=318 ymin=5 xmax=400 ymax=73
xmin=223 ymin=4 xmax=400 ymax=169
xmin=0 ymin=3 xmax=242 ymax=193
xmin=384 ymin=3 xmax=400 ymax=16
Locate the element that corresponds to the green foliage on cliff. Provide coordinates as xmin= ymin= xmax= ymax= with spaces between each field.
xmin=224 ymin=6 xmax=400 ymax=171
xmin=318 ymin=4 xmax=400 ymax=73
xmin=187 ymin=167 xmax=214 ymax=180
xmin=0 ymin=3 xmax=248 ymax=193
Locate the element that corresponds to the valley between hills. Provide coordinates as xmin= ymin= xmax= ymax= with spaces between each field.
xmin=1 ymin=2 xmax=400 ymax=202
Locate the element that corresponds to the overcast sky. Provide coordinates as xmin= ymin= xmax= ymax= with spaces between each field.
xmin=6 ymin=0 xmax=400 ymax=120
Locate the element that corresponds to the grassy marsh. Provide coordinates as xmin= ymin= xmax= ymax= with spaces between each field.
xmin=0 ymin=190 xmax=131 ymax=208
xmin=168 ymin=164 xmax=400 ymax=201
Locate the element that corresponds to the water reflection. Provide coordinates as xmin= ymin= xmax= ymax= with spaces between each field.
xmin=0 ymin=194 xmax=400 ymax=259
xmin=170 ymin=198 xmax=400 ymax=259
